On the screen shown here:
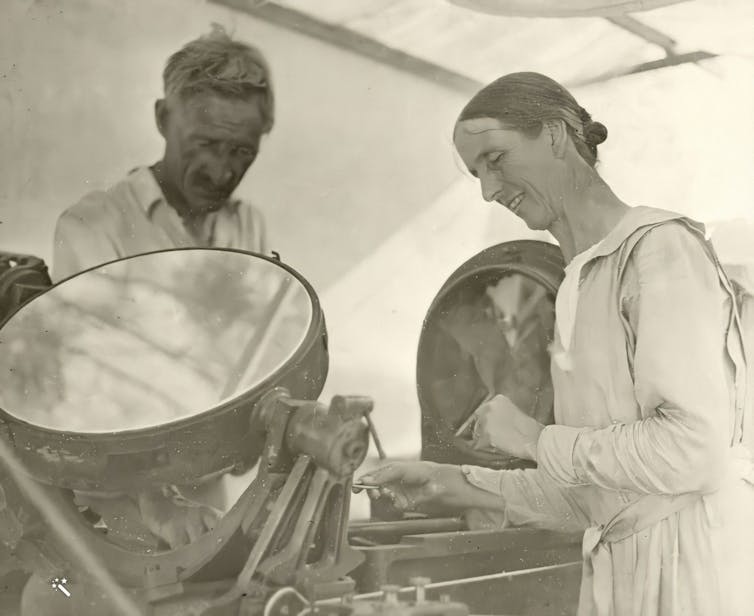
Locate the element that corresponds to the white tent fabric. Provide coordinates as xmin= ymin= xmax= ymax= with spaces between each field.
xmin=576 ymin=56 xmax=754 ymax=224
xmin=272 ymin=0 xmax=754 ymax=89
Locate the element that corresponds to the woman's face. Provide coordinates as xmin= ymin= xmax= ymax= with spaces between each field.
xmin=453 ymin=117 xmax=560 ymax=231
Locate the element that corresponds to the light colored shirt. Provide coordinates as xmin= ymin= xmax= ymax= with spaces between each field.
xmin=554 ymin=239 xmax=601 ymax=359
xmin=50 ymin=166 xmax=268 ymax=544
xmin=52 ymin=166 xmax=267 ymax=282
xmin=464 ymin=207 xmax=753 ymax=616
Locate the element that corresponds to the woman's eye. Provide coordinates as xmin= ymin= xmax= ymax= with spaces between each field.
xmin=487 ymin=152 xmax=505 ymax=167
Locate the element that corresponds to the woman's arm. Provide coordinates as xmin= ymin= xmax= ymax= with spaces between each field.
xmin=463 ymin=465 xmax=591 ymax=532
xmin=537 ymin=223 xmax=732 ymax=495
xmin=359 ymin=461 xmax=506 ymax=512
xmin=359 ymin=461 xmax=591 ymax=533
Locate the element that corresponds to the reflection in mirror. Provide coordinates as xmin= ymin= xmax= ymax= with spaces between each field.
xmin=434 ymin=272 xmax=555 ymax=437
xmin=0 ymin=250 xmax=312 ymax=433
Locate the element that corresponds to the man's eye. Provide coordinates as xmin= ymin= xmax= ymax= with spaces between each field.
xmin=235 ymin=147 xmax=257 ymax=158
xmin=195 ymin=139 xmax=213 ymax=148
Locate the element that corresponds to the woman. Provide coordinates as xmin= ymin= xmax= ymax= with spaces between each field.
xmin=360 ymin=72 xmax=753 ymax=615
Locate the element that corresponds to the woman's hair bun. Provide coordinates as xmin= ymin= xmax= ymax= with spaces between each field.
xmin=584 ymin=121 xmax=608 ymax=146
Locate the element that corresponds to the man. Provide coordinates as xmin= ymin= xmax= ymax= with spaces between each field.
xmin=53 ymin=24 xmax=272 ymax=281
xmin=19 ymin=28 xmax=276 ymax=615
xmin=53 ymin=24 xmax=274 ymax=543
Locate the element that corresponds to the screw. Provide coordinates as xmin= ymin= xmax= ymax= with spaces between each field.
xmin=410 ymin=577 xmax=431 ymax=603
xmin=381 ymin=584 xmax=400 ymax=605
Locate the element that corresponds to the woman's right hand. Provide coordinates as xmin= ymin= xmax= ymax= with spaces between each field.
xmin=472 ymin=394 xmax=544 ymax=461
xmin=357 ymin=461 xmax=475 ymax=513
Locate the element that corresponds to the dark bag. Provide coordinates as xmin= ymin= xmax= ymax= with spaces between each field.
xmin=0 ymin=252 xmax=52 ymax=323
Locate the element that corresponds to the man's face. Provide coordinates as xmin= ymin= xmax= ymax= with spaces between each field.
xmin=159 ymin=92 xmax=265 ymax=215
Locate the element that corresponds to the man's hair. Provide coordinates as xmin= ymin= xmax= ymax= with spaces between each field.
xmin=163 ymin=24 xmax=274 ymax=133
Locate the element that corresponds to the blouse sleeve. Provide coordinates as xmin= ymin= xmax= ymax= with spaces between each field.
xmin=462 ymin=465 xmax=592 ymax=532
xmin=536 ymin=222 xmax=732 ymax=495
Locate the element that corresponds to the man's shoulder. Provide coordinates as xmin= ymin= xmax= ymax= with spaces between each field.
xmin=59 ymin=169 xmax=148 ymax=227
xmin=232 ymin=198 xmax=264 ymax=219
xmin=61 ymin=189 xmax=114 ymax=225
xmin=230 ymin=198 xmax=267 ymax=232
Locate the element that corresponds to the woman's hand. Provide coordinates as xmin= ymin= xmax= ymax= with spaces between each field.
xmin=357 ymin=461 xmax=473 ymax=513
xmin=472 ymin=394 xmax=545 ymax=461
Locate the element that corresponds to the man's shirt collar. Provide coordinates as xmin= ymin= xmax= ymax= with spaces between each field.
xmin=127 ymin=166 xmax=165 ymax=216
xmin=127 ymin=166 xmax=240 ymax=218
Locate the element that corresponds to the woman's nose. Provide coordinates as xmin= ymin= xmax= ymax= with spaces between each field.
xmin=479 ymin=171 xmax=503 ymax=202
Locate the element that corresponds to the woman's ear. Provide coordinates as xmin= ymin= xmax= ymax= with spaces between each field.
xmin=545 ymin=119 xmax=568 ymax=159
xmin=155 ymin=99 xmax=168 ymax=138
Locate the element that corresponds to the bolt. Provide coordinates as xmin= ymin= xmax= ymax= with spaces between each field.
xmin=343 ymin=441 xmax=365 ymax=461
xmin=410 ymin=577 xmax=431 ymax=603
xmin=381 ymin=584 xmax=400 ymax=605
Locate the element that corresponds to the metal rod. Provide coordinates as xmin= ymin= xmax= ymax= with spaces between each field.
xmin=402 ymin=560 xmax=581 ymax=589
xmin=316 ymin=561 xmax=582 ymax=604
xmin=606 ymin=15 xmax=677 ymax=55
xmin=0 ymin=435 xmax=144 ymax=616
xmin=570 ymin=50 xmax=718 ymax=87
xmin=364 ymin=414 xmax=387 ymax=460
xmin=348 ymin=517 xmax=466 ymax=536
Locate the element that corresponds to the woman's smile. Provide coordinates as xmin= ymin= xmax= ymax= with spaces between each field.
xmin=504 ymin=192 xmax=525 ymax=214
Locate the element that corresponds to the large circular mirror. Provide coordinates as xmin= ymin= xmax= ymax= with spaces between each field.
xmin=417 ymin=240 xmax=564 ymax=469
xmin=0 ymin=249 xmax=327 ymax=491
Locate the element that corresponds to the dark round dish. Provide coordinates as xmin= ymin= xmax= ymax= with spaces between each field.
xmin=417 ymin=240 xmax=564 ymax=469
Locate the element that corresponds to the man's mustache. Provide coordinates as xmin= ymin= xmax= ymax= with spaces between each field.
xmin=192 ymin=175 xmax=234 ymax=198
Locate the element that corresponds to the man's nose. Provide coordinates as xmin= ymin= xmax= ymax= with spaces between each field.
xmin=206 ymin=155 xmax=234 ymax=186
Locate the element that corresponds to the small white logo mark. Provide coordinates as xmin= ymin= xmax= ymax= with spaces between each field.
xmin=51 ymin=577 xmax=71 ymax=597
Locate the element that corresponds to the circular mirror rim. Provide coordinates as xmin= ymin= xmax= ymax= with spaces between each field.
xmin=0 ymin=247 xmax=327 ymax=438
xmin=416 ymin=240 xmax=564 ymax=469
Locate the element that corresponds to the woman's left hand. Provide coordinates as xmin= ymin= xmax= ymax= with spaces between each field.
xmin=472 ymin=394 xmax=545 ymax=462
